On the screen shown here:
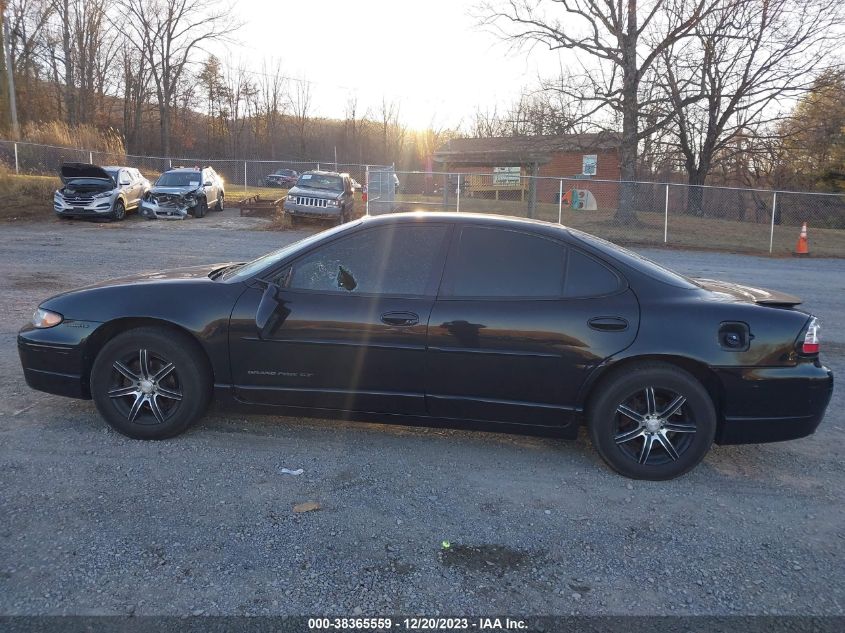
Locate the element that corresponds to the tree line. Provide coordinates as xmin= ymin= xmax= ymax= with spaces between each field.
xmin=0 ymin=0 xmax=843 ymax=214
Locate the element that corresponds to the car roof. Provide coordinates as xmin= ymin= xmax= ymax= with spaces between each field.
xmin=358 ymin=211 xmax=573 ymax=234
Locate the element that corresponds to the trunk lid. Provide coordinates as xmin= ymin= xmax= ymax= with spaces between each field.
xmin=694 ymin=278 xmax=802 ymax=307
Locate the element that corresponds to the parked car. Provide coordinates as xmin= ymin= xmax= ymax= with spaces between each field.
xmin=17 ymin=213 xmax=833 ymax=480
xmin=283 ymin=170 xmax=356 ymax=225
xmin=264 ymin=168 xmax=299 ymax=188
xmin=54 ymin=163 xmax=150 ymax=221
xmin=139 ymin=166 xmax=225 ymax=219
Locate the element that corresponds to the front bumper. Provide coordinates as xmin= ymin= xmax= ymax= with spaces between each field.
xmin=139 ymin=199 xmax=192 ymax=220
xmin=283 ymin=201 xmax=342 ymax=220
xmin=54 ymin=196 xmax=116 ymax=217
xmin=18 ymin=321 xmax=102 ymax=400
xmin=715 ymin=362 xmax=834 ymax=444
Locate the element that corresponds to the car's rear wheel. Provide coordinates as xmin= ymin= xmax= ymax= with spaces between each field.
xmin=588 ymin=363 xmax=716 ymax=480
xmin=90 ymin=327 xmax=211 ymax=439
xmin=111 ymin=199 xmax=126 ymax=221
xmin=216 ymin=193 xmax=224 ymax=211
xmin=193 ymin=198 xmax=207 ymax=218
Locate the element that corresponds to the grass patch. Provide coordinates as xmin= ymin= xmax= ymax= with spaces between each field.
xmin=0 ymin=169 xmax=61 ymax=222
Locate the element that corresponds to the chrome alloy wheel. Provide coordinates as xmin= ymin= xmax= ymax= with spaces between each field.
xmin=107 ymin=349 xmax=182 ymax=425
xmin=614 ymin=387 xmax=697 ymax=465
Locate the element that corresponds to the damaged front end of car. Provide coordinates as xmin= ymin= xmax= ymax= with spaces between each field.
xmin=139 ymin=189 xmax=200 ymax=220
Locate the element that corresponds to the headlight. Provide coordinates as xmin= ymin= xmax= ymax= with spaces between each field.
xmin=287 ymin=194 xmax=297 ymax=202
xmin=93 ymin=190 xmax=114 ymax=199
xmin=329 ymin=199 xmax=341 ymax=207
xmin=32 ymin=308 xmax=63 ymax=328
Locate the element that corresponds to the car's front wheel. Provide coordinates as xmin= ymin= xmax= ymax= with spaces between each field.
xmin=111 ymin=199 xmax=126 ymax=221
xmin=90 ymin=327 xmax=211 ymax=439
xmin=588 ymin=363 xmax=716 ymax=480
xmin=193 ymin=198 xmax=208 ymax=218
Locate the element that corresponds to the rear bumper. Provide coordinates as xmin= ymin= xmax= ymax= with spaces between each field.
xmin=715 ymin=363 xmax=833 ymax=444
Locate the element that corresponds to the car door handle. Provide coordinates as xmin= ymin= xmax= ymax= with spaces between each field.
xmin=381 ymin=311 xmax=419 ymax=327
xmin=588 ymin=317 xmax=629 ymax=332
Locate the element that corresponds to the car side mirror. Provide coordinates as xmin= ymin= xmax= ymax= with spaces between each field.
xmin=203 ymin=181 xmax=212 ymax=187
xmin=255 ymin=282 xmax=291 ymax=339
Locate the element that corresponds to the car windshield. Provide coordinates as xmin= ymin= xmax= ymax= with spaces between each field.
xmin=156 ymin=172 xmax=201 ymax=187
xmin=222 ymin=222 xmax=361 ymax=281
xmin=572 ymin=229 xmax=700 ymax=289
xmin=296 ymin=173 xmax=343 ymax=191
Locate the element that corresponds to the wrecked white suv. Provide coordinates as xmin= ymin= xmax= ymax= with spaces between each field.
xmin=140 ymin=166 xmax=225 ymax=220
xmin=54 ymin=163 xmax=149 ymax=221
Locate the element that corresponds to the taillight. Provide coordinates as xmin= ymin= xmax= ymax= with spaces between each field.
xmin=802 ymin=317 xmax=820 ymax=354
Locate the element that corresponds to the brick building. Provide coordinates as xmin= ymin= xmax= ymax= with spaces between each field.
xmin=433 ymin=133 xmax=621 ymax=209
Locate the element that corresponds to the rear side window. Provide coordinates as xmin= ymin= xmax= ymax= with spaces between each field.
xmin=564 ymin=250 xmax=622 ymax=297
xmin=443 ymin=226 xmax=566 ymax=298
xmin=290 ymin=224 xmax=448 ymax=296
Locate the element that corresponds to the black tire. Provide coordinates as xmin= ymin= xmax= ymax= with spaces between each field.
xmin=90 ymin=327 xmax=211 ymax=440
xmin=588 ymin=362 xmax=716 ymax=480
xmin=288 ymin=213 xmax=299 ymax=227
xmin=193 ymin=198 xmax=208 ymax=218
xmin=111 ymin=199 xmax=126 ymax=221
xmin=216 ymin=193 xmax=224 ymax=211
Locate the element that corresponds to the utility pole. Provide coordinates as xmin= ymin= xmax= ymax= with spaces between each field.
xmin=2 ymin=8 xmax=19 ymax=138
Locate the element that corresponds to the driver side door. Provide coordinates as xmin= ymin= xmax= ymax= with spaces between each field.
xmin=228 ymin=222 xmax=451 ymax=415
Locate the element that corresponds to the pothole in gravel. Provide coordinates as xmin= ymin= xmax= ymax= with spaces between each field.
xmin=439 ymin=544 xmax=535 ymax=574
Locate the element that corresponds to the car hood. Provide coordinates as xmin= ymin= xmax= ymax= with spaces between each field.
xmin=42 ymin=263 xmax=235 ymax=306
xmin=288 ymin=186 xmax=342 ymax=199
xmin=60 ymin=162 xmax=113 ymax=184
xmin=694 ymin=278 xmax=802 ymax=307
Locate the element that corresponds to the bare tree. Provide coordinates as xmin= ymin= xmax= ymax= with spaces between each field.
xmin=480 ymin=0 xmax=718 ymax=222
xmin=120 ymin=0 xmax=238 ymax=155
xmin=654 ymin=0 xmax=844 ymax=214
xmin=289 ymin=77 xmax=311 ymax=158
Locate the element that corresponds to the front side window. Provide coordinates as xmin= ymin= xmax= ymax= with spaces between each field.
xmin=443 ymin=226 xmax=566 ymax=299
xmin=289 ymin=224 xmax=448 ymax=296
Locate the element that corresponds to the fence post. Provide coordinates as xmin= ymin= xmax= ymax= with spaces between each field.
xmin=558 ymin=180 xmax=563 ymax=224
xmin=664 ymin=184 xmax=670 ymax=244
xmin=456 ymin=174 xmax=461 ymax=213
xmin=365 ymin=165 xmax=370 ymax=216
xmin=168 ymin=158 xmax=172 ymax=169
xmin=89 ymin=151 xmax=93 ymax=164
xmin=769 ymin=191 xmax=778 ymax=254
xmin=14 ymin=142 xmax=19 ymax=174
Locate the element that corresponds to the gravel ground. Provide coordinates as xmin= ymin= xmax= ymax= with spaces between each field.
xmin=0 ymin=212 xmax=843 ymax=617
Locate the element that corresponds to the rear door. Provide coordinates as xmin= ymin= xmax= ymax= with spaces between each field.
xmin=229 ymin=222 xmax=451 ymax=414
xmin=426 ymin=225 xmax=639 ymax=426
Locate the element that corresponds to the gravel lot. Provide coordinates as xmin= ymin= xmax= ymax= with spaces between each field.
xmin=1 ymin=211 xmax=843 ymax=617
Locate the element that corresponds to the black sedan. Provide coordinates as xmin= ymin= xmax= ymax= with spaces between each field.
xmin=18 ymin=213 xmax=833 ymax=480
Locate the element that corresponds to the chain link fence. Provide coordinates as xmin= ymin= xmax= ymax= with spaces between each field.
xmin=391 ymin=170 xmax=845 ymax=257
xmin=1 ymin=139 xmax=842 ymax=256
xmin=0 ymin=139 xmax=382 ymax=198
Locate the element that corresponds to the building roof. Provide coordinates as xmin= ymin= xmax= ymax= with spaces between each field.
xmin=433 ymin=132 xmax=621 ymax=165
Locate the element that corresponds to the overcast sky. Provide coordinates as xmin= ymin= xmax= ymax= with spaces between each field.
xmin=219 ymin=0 xmax=558 ymax=130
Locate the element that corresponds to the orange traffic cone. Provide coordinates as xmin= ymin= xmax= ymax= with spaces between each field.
xmin=793 ymin=222 xmax=809 ymax=257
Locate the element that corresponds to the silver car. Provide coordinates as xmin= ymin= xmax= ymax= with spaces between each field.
xmin=54 ymin=164 xmax=150 ymax=221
